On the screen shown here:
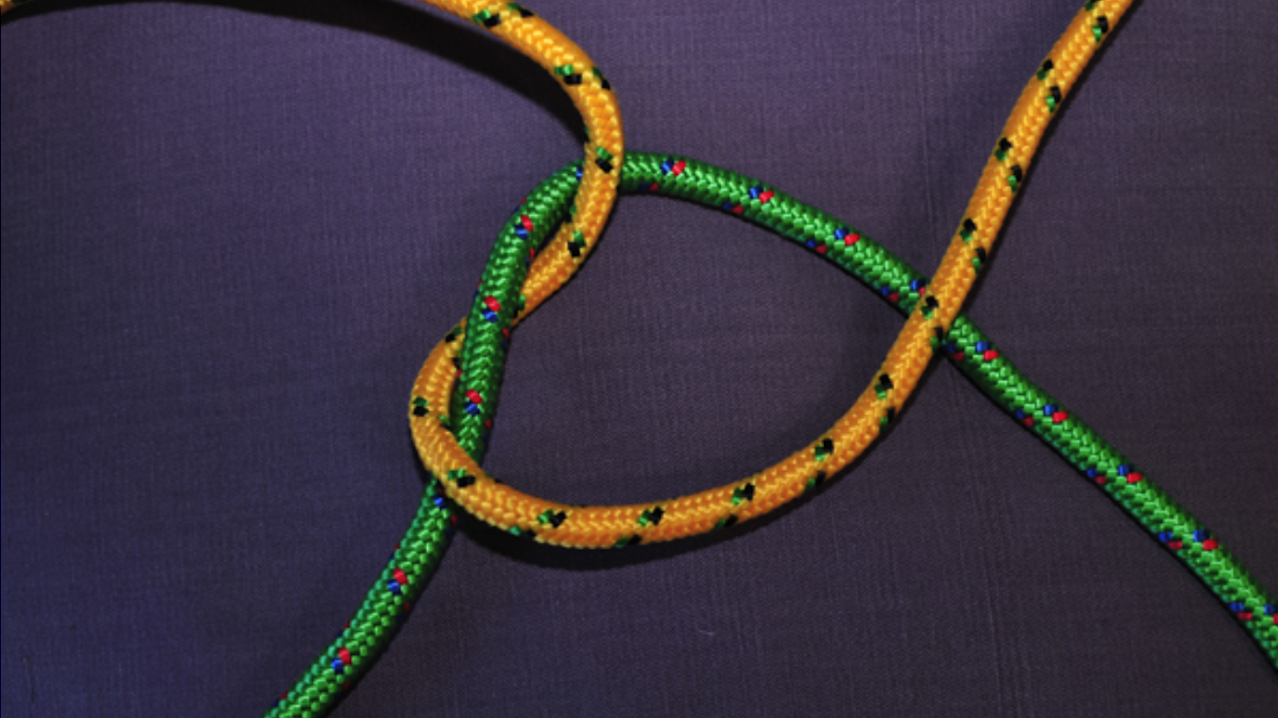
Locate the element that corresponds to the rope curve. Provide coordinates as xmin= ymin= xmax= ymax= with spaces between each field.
xmin=410 ymin=1 xmax=1136 ymax=549
xmin=8 ymin=2 xmax=1272 ymax=716
xmin=415 ymin=151 xmax=1278 ymax=665
xmin=253 ymin=3 xmax=622 ymax=715
xmin=0 ymin=1 xmax=623 ymax=713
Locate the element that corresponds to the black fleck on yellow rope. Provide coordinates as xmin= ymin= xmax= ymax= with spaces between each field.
xmin=411 ymin=0 xmax=1136 ymax=548
xmin=247 ymin=2 xmax=623 ymax=715
xmin=0 ymin=1 xmax=622 ymax=713
xmin=416 ymin=151 xmax=1278 ymax=666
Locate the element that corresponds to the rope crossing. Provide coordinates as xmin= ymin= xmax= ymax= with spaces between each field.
xmin=413 ymin=151 xmax=1278 ymax=664
xmin=411 ymin=1 xmax=1134 ymax=547
xmin=3 ymin=2 xmax=1273 ymax=717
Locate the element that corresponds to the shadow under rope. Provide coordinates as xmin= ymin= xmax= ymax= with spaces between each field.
xmin=5 ymin=0 xmax=1170 ymax=605
xmin=411 ymin=342 xmax=953 ymax=573
xmin=1 ymin=0 xmax=585 ymax=142
xmin=390 ymin=0 xmax=1151 ymax=572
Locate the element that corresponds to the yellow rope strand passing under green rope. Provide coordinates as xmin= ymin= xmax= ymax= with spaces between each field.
xmin=427 ymin=150 xmax=1278 ymax=665
xmin=411 ymin=0 xmax=1136 ymax=548
xmin=6 ymin=4 xmax=1273 ymax=717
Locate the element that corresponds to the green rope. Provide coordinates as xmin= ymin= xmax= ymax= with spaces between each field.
xmin=263 ymin=163 xmax=586 ymax=718
xmin=262 ymin=481 xmax=452 ymax=717
xmin=447 ymin=151 xmax=1278 ymax=667
xmin=268 ymin=149 xmax=1274 ymax=716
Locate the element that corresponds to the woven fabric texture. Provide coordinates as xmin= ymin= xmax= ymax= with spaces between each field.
xmin=3 ymin=1 xmax=1276 ymax=715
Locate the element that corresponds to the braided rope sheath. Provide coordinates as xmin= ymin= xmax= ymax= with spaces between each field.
xmin=0 ymin=1 xmax=622 ymax=712
xmin=253 ymin=3 xmax=621 ymax=715
xmin=411 ymin=1 xmax=1135 ymax=548
xmin=418 ymin=152 xmax=1278 ymax=665
xmin=12 ymin=0 xmax=1264 ymax=706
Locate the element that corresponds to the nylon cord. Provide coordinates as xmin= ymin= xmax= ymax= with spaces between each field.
xmin=0 ymin=1 xmax=622 ymax=713
xmin=251 ymin=2 xmax=622 ymax=714
xmin=411 ymin=1 xmax=1137 ymax=549
xmin=6 ymin=0 xmax=1272 ymax=713
xmin=417 ymin=152 xmax=1278 ymax=666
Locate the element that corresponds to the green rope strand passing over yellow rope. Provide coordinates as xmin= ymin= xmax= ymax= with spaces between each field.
xmin=0 ymin=0 xmax=623 ymax=712
xmin=11 ymin=2 xmax=1270 ymax=715
xmin=417 ymin=151 xmax=1278 ymax=667
xmin=253 ymin=1 xmax=623 ymax=715
xmin=413 ymin=0 xmax=1135 ymax=548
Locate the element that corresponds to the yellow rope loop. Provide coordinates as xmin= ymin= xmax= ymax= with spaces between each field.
xmin=410 ymin=1 xmax=1136 ymax=549
xmin=414 ymin=319 xmax=890 ymax=547
xmin=3 ymin=0 xmax=1130 ymax=550
xmin=399 ymin=0 xmax=626 ymax=546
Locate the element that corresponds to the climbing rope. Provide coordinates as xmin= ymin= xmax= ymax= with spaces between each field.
xmin=255 ymin=2 xmax=622 ymax=715
xmin=416 ymin=151 xmax=1278 ymax=664
xmin=410 ymin=1 xmax=1136 ymax=548
xmin=5 ymin=2 xmax=1273 ymax=717
xmin=0 ymin=1 xmax=623 ymax=713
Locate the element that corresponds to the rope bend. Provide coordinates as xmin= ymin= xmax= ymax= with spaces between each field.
xmin=410 ymin=1 xmax=1136 ymax=549
xmin=417 ymin=151 xmax=1278 ymax=665
xmin=0 ymin=2 xmax=624 ymax=714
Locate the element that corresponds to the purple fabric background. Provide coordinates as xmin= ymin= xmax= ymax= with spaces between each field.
xmin=3 ymin=1 xmax=1276 ymax=715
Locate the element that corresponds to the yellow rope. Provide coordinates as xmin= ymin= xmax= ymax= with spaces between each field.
xmin=2 ymin=0 xmax=622 ymax=709
xmin=0 ymin=0 xmax=625 ymax=290
xmin=437 ymin=1 xmax=625 ymax=295
xmin=409 ymin=1 xmax=1134 ymax=547
xmin=1 ymin=0 xmax=1125 ymax=551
